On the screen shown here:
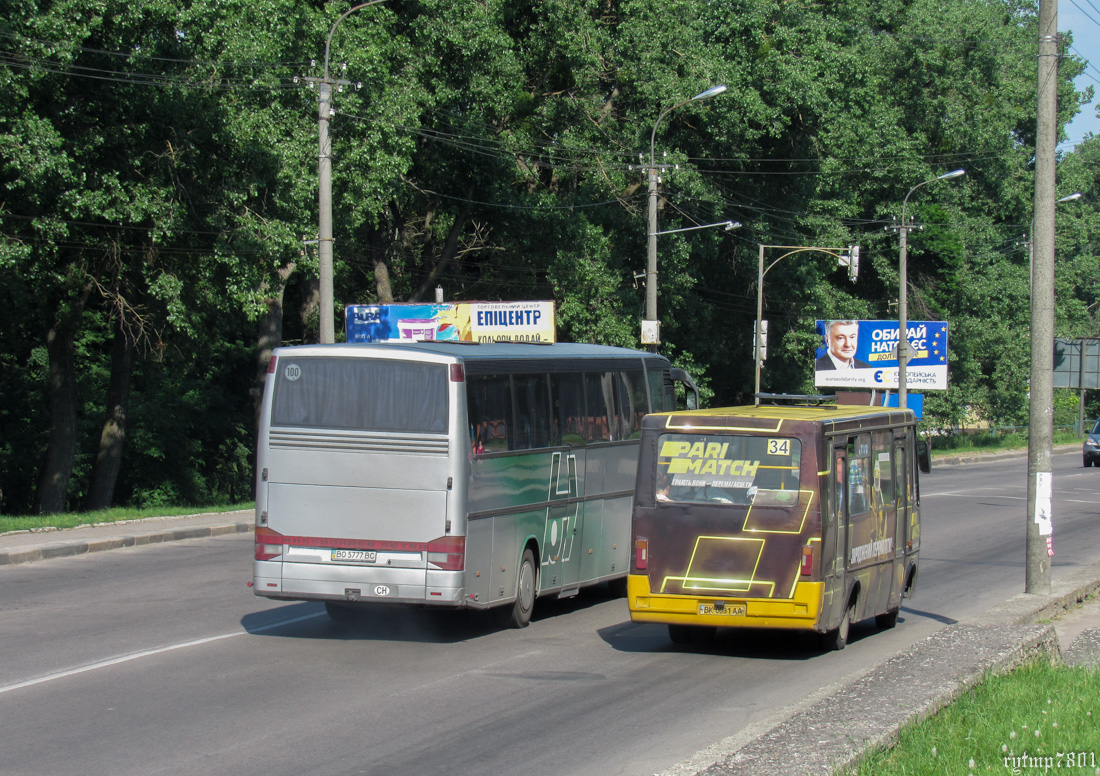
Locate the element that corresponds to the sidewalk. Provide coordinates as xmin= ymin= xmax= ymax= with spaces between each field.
xmin=0 ymin=509 xmax=253 ymax=566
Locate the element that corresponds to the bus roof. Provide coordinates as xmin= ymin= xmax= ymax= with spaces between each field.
xmin=644 ymin=403 xmax=915 ymax=433
xmin=274 ymin=341 xmax=666 ymax=364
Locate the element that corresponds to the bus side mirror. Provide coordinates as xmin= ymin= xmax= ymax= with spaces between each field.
xmin=669 ymin=367 xmax=701 ymax=411
xmin=916 ymin=439 xmax=931 ymax=474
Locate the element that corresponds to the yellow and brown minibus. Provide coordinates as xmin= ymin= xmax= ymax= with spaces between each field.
xmin=627 ymin=398 xmax=928 ymax=650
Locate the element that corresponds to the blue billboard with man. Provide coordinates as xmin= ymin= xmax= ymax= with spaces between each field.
xmin=814 ymin=319 xmax=948 ymax=390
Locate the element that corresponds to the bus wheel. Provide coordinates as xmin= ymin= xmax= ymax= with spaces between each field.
xmin=875 ymin=608 xmax=899 ymax=630
xmin=668 ymin=625 xmax=716 ymax=645
xmin=821 ymin=601 xmax=854 ymax=651
xmin=325 ymin=601 xmax=357 ymax=622
xmin=668 ymin=625 xmax=693 ymax=644
xmin=497 ymin=549 xmax=537 ymax=629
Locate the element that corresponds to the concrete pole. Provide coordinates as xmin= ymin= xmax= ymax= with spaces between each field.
xmin=316 ymin=0 xmax=388 ymax=345
xmin=898 ymin=217 xmax=909 ymax=409
xmin=645 ymin=164 xmax=659 ymax=351
xmin=754 ymin=243 xmax=765 ymax=403
xmin=1026 ymin=0 xmax=1059 ymax=595
xmin=318 ymin=81 xmax=335 ymax=344
xmin=643 ymin=86 xmax=726 ymax=352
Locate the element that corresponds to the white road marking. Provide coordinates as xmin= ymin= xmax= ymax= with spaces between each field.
xmin=0 ymin=610 xmax=325 ymax=695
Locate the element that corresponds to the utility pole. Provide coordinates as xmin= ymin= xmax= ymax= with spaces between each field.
xmin=317 ymin=77 xmax=338 ymax=344
xmin=1026 ymin=0 xmax=1059 ymax=595
xmin=643 ymin=85 xmax=726 ymax=351
xmin=311 ymin=1 xmax=387 ymax=344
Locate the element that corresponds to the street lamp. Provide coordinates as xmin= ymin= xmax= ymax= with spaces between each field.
xmin=316 ymin=0 xmax=389 ymax=344
xmin=897 ymin=169 xmax=965 ymax=408
xmin=1028 ymin=193 xmax=1084 ymax=293
xmin=644 ymin=85 xmax=727 ymax=349
xmin=754 ymin=244 xmax=859 ymax=403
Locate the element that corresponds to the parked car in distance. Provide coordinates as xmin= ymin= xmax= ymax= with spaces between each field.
xmin=1084 ymin=420 xmax=1100 ymax=467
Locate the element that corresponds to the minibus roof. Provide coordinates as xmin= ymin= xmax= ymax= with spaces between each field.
xmin=643 ymin=403 xmax=915 ymax=431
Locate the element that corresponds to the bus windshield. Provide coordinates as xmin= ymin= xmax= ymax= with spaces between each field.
xmin=655 ymin=433 xmax=802 ymax=507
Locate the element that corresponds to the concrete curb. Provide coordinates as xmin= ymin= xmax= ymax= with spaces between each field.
xmin=662 ymin=564 xmax=1100 ymax=776
xmin=0 ymin=520 xmax=252 ymax=567
xmin=931 ymin=442 xmax=1079 ymax=467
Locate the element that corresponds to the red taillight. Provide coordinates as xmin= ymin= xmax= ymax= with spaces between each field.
xmin=635 ymin=538 xmax=648 ymax=570
xmin=267 ymin=355 xmax=277 ymax=374
xmin=800 ymin=545 xmax=814 ymax=576
xmin=255 ymin=526 xmax=284 ymax=561
xmin=450 ymin=364 xmax=465 ymax=382
xmin=427 ymin=536 xmax=465 ymax=570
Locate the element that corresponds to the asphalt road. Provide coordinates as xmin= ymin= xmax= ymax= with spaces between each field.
xmin=1 ymin=450 xmax=1098 ymax=776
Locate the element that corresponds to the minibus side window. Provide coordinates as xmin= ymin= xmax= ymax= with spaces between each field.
xmin=846 ymin=435 xmax=871 ymax=517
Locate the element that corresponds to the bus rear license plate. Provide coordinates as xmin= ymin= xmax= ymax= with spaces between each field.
xmin=699 ymin=603 xmax=746 ymax=616
xmin=332 ymin=549 xmax=377 ymax=563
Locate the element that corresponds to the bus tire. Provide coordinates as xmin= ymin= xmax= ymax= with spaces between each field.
xmin=668 ymin=625 xmax=693 ymax=644
xmin=496 ymin=549 xmax=537 ymax=629
xmin=821 ymin=600 xmax=854 ymax=651
xmin=668 ymin=624 xmax=716 ymax=645
xmin=875 ymin=607 xmax=899 ymax=630
xmin=325 ymin=601 xmax=357 ymax=622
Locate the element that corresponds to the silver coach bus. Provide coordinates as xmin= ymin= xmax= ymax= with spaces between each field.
xmin=253 ymin=341 xmax=698 ymax=627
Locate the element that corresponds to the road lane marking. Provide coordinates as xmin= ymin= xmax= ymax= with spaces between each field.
xmin=924 ymin=491 xmax=1026 ymax=500
xmin=0 ymin=610 xmax=325 ymax=695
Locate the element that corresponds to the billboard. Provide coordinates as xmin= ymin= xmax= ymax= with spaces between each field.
xmin=814 ymin=319 xmax=948 ymax=390
xmin=346 ymin=301 xmax=556 ymax=344
xmin=1053 ymin=338 xmax=1100 ymax=389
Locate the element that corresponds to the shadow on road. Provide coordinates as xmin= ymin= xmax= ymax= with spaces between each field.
xmin=595 ymin=612 xmax=939 ymax=659
xmin=241 ymin=583 xmax=625 ymax=644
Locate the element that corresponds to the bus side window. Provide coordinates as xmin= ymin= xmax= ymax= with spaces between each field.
xmin=874 ymin=431 xmax=893 ymax=506
xmin=619 ymin=370 xmax=648 ymax=439
xmin=847 ymin=457 xmax=870 ymax=516
xmin=513 ymin=373 xmax=550 ymax=451
xmin=550 ymin=373 xmax=586 ymax=447
xmin=585 ymin=372 xmax=613 ymax=443
xmin=468 ymin=374 xmax=512 ymax=454
xmin=834 ymin=452 xmax=845 ymax=520
xmin=647 ymin=370 xmax=670 ymax=412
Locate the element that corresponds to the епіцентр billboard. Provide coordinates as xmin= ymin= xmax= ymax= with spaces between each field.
xmin=346 ymin=301 xmax=556 ymax=344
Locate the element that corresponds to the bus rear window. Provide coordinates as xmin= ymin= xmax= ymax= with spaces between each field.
xmin=656 ymin=433 xmax=802 ymax=506
xmin=270 ymin=357 xmax=448 ymax=433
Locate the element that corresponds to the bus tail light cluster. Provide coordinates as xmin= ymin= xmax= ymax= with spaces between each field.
xmin=800 ymin=545 xmax=814 ymax=576
xmin=635 ymin=538 xmax=648 ymax=570
xmin=427 ymin=536 xmax=465 ymax=570
xmin=255 ymin=526 xmax=284 ymax=561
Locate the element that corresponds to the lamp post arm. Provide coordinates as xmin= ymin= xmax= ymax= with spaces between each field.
xmin=323 ymin=0 xmax=388 ymax=81
xmin=650 ymin=99 xmax=693 ymax=167
xmin=754 ymin=244 xmax=856 ymax=403
xmin=650 ymin=220 xmax=741 ymax=237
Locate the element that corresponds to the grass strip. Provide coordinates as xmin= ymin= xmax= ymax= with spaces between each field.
xmin=0 ymin=503 xmax=253 ymax=536
xmin=848 ymin=659 xmax=1100 ymax=775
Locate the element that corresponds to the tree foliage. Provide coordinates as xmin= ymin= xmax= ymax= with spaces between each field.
xmin=0 ymin=0 xmax=1095 ymax=514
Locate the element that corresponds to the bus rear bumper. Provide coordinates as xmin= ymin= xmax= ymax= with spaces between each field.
xmin=252 ymin=560 xmax=466 ymax=606
xmin=626 ymin=574 xmax=825 ymax=631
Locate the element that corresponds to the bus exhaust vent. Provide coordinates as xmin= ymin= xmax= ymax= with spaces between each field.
xmin=269 ymin=430 xmax=449 ymax=455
